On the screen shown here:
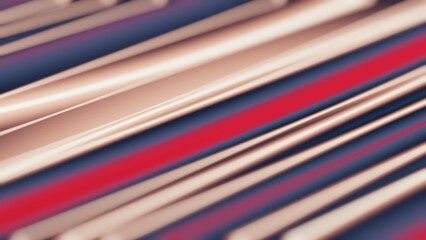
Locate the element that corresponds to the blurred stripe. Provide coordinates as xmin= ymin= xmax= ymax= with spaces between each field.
xmin=156 ymin=118 xmax=425 ymax=239
xmin=0 ymin=0 xmax=119 ymax=39
xmin=0 ymin=0 xmax=286 ymax=100
xmin=0 ymin=0 xmax=30 ymax=10
xmin=0 ymin=0 xmax=373 ymax=133
xmin=0 ymin=0 xmax=73 ymax=25
xmin=229 ymin=143 xmax=426 ymax=240
xmin=0 ymin=0 xmax=288 ymax=132
xmin=0 ymin=0 xmax=251 ymax=92
xmin=0 ymin=0 xmax=168 ymax=56
xmin=283 ymin=169 xmax=425 ymax=240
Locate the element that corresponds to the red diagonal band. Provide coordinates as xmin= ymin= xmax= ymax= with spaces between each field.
xmin=0 ymin=34 xmax=425 ymax=234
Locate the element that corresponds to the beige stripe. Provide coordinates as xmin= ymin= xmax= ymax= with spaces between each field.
xmin=0 ymin=25 xmax=424 ymax=185
xmin=100 ymin=100 xmax=426 ymax=240
xmin=53 ymin=84 xmax=425 ymax=239
xmin=228 ymin=144 xmax=426 ymax=240
xmin=10 ymin=60 xmax=411 ymax=240
xmin=0 ymin=0 xmax=72 ymax=25
xmin=0 ymin=0 xmax=168 ymax=55
xmin=0 ymin=0 xmax=119 ymax=38
xmin=0 ymin=0 xmax=373 ymax=131
xmin=0 ymin=19 xmax=356 ymax=156
xmin=0 ymin=3 xmax=422 ymax=184
xmin=0 ymin=0 xmax=287 ymax=134
xmin=0 ymin=65 xmax=423 ymax=187
xmin=0 ymin=0 xmax=287 ymax=100
xmin=283 ymin=169 xmax=426 ymax=240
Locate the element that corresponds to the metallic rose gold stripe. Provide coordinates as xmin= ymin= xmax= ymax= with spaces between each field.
xmin=10 ymin=63 xmax=411 ymax=240
xmin=0 ymin=0 xmax=287 ymax=99
xmin=98 ymin=100 xmax=426 ymax=240
xmin=0 ymin=0 xmax=375 ymax=131
xmin=0 ymin=0 xmax=168 ymax=55
xmin=55 ymin=0 xmax=423 ymax=156
xmin=0 ymin=0 xmax=72 ymax=25
xmin=283 ymin=168 xmax=426 ymax=240
xmin=0 ymin=5 xmax=423 ymax=183
xmin=51 ymin=80 xmax=425 ymax=240
xmin=0 ymin=0 xmax=119 ymax=38
xmin=0 ymin=21 xmax=350 ymax=157
xmin=229 ymin=143 xmax=426 ymax=240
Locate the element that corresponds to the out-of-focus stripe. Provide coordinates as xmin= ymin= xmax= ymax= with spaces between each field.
xmin=0 ymin=0 xmax=252 ymax=92
xmin=0 ymin=0 xmax=119 ymax=38
xmin=283 ymin=169 xmax=425 ymax=240
xmin=228 ymin=141 xmax=426 ymax=240
xmin=0 ymin=0 xmax=30 ymax=10
xmin=0 ymin=0 xmax=286 ymax=99
xmin=156 ymin=114 xmax=425 ymax=240
xmin=0 ymin=0 xmax=73 ymax=25
xmin=0 ymin=0 xmax=168 ymax=55
xmin=0 ymin=0 xmax=371 ymax=133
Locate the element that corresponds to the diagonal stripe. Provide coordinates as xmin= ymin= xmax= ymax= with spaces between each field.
xmin=157 ymin=121 xmax=425 ymax=240
xmin=0 ymin=33 xmax=424 ymax=236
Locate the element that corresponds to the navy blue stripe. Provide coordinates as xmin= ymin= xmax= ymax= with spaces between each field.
xmin=0 ymin=0 xmax=250 ymax=92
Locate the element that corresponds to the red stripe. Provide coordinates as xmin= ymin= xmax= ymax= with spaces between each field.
xmin=0 ymin=35 xmax=425 ymax=234
xmin=157 ymin=122 xmax=426 ymax=240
